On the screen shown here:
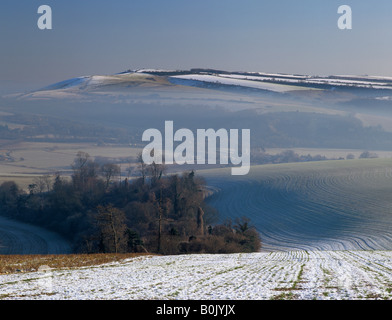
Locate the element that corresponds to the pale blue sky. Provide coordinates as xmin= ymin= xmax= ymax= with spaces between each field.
xmin=1 ymin=0 xmax=392 ymax=92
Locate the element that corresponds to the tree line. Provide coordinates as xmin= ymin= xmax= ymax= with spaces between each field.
xmin=0 ymin=152 xmax=261 ymax=255
xmin=0 ymin=114 xmax=137 ymax=144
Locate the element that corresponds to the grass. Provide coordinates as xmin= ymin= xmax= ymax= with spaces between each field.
xmin=0 ymin=253 xmax=151 ymax=275
xmin=215 ymin=265 xmax=245 ymax=275
xmin=292 ymin=264 xmax=305 ymax=290
xmin=271 ymin=292 xmax=295 ymax=300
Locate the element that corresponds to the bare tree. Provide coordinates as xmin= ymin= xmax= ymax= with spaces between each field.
xmin=72 ymin=151 xmax=99 ymax=190
xmin=95 ymin=204 xmax=127 ymax=253
xmin=197 ymin=206 xmax=205 ymax=236
xmin=33 ymin=174 xmax=53 ymax=193
xmin=72 ymin=151 xmax=90 ymax=172
xmin=147 ymin=161 xmax=166 ymax=186
xmin=137 ymin=153 xmax=147 ymax=185
xmin=101 ymin=163 xmax=121 ymax=189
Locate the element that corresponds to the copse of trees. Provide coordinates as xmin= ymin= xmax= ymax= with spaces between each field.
xmin=0 ymin=152 xmax=261 ymax=255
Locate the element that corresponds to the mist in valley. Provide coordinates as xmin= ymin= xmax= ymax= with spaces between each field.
xmin=2 ymin=76 xmax=392 ymax=153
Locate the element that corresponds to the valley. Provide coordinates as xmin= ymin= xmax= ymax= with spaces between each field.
xmin=2 ymin=68 xmax=392 ymax=300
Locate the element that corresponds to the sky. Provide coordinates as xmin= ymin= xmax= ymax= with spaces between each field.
xmin=1 ymin=0 xmax=392 ymax=93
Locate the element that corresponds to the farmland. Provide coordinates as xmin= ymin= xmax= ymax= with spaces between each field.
xmin=2 ymin=146 xmax=392 ymax=253
xmin=203 ymin=158 xmax=392 ymax=251
xmin=1 ymin=250 xmax=392 ymax=300
xmin=0 ymin=216 xmax=71 ymax=255
xmin=0 ymin=141 xmax=142 ymax=189
xmin=2 ymin=153 xmax=392 ymax=300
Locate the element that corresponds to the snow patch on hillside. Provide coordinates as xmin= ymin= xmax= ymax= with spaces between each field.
xmin=39 ymin=77 xmax=90 ymax=91
xmin=170 ymin=74 xmax=305 ymax=92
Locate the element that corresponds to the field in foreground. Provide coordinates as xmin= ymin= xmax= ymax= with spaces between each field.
xmin=1 ymin=250 xmax=392 ymax=300
xmin=0 ymin=253 xmax=147 ymax=275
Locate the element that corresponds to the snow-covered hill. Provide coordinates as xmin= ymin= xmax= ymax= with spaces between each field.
xmin=15 ymin=68 xmax=392 ymax=101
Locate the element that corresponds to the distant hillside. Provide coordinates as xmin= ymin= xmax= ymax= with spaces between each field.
xmin=14 ymin=68 xmax=392 ymax=101
xmin=2 ymin=68 xmax=392 ymax=151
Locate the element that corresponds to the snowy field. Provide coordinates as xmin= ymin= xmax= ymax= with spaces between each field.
xmin=204 ymin=159 xmax=392 ymax=251
xmin=0 ymin=216 xmax=71 ymax=255
xmin=1 ymin=250 xmax=392 ymax=300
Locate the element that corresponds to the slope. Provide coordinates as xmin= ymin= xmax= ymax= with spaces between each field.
xmin=203 ymin=159 xmax=392 ymax=251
